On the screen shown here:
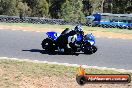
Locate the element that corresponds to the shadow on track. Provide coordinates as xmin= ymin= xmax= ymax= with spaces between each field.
xmin=22 ymin=49 xmax=83 ymax=56
xmin=22 ymin=49 xmax=49 ymax=54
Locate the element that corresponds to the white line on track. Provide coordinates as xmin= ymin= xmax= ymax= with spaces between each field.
xmin=122 ymin=38 xmax=126 ymax=40
xmin=36 ymin=31 xmax=41 ymax=32
xmin=22 ymin=30 xmax=29 ymax=32
xmin=108 ymin=37 xmax=113 ymax=39
xmin=11 ymin=29 xmax=17 ymax=31
xmin=95 ymin=36 xmax=100 ymax=38
xmin=0 ymin=57 xmax=132 ymax=73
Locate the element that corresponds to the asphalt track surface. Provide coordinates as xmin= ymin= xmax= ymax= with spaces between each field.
xmin=0 ymin=29 xmax=132 ymax=70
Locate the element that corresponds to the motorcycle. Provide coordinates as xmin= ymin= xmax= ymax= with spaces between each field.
xmin=41 ymin=31 xmax=97 ymax=54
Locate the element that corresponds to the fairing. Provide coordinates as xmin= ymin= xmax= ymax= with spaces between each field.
xmin=46 ymin=32 xmax=60 ymax=40
xmin=84 ymin=33 xmax=95 ymax=45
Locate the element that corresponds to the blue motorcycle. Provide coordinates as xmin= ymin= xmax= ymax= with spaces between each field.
xmin=41 ymin=31 xmax=97 ymax=54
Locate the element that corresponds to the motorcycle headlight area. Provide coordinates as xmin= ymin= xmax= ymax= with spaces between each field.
xmin=84 ymin=33 xmax=95 ymax=41
xmin=84 ymin=33 xmax=95 ymax=45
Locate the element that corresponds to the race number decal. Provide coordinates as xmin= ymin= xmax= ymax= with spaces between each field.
xmin=68 ymin=35 xmax=77 ymax=43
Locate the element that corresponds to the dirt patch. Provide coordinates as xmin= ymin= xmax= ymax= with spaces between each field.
xmin=0 ymin=59 xmax=132 ymax=88
xmin=1 ymin=25 xmax=132 ymax=39
xmin=0 ymin=68 xmax=4 ymax=76
xmin=19 ymin=76 xmax=132 ymax=88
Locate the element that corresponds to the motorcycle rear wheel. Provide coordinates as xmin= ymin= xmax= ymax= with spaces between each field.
xmin=41 ymin=38 xmax=56 ymax=52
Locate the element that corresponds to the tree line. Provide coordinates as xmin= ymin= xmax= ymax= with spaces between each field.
xmin=0 ymin=0 xmax=131 ymax=23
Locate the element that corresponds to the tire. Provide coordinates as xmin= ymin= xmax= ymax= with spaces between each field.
xmin=128 ymin=27 xmax=132 ymax=30
xmin=92 ymin=45 xmax=97 ymax=53
xmin=41 ymin=38 xmax=55 ymax=52
xmin=101 ymin=24 xmax=105 ymax=28
xmin=76 ymin=76 xmax=87 ymax=85
xmin=84 ymin=45 xmax=97 ymax=54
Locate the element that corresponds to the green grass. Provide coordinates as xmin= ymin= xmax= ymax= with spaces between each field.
xmin=0 ymin=22 xmax=74 ymax=29
xmin=0 ymin=22 xmax=132 ymax=34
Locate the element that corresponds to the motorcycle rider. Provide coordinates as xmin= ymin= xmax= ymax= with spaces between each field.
xmin=56 ymin=25 xmax=84 ymax=53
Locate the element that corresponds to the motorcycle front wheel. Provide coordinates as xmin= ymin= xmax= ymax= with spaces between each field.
xmin=84 ymin=45 xmax=97 ymax=54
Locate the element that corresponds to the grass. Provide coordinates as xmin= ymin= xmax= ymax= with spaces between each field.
xmin=0 ymin=59 xmax=129 ymax=77
xmin=0 ymin=22 xmax=132 ymax=34
xmin=0 ymin=22 xmax=73 ymax=30
xmin=0 ymin=59 xmax=131 ymax=87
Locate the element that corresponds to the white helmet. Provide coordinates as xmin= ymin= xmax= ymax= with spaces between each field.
xmin=74 ymin=25 xmax=83 ymax=33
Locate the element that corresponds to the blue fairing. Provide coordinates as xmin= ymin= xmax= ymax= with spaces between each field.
xmin=84 ymin=33 xmax=95 ymax=45
xmin=46 ymin=32 xmax=59 ymax=40
xmin=76 ymin=34 xmax=83 ymax=42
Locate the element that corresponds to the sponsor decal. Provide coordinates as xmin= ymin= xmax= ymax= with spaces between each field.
xmin=76 ymin=66 xmax=131 ymax=85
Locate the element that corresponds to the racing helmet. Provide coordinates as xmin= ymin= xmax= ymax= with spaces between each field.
xmin=74 ymin=25 xmax=84 ymax=35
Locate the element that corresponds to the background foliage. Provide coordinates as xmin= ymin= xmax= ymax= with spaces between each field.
xmin=0 ymin=0 xmax=131 ymax=22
